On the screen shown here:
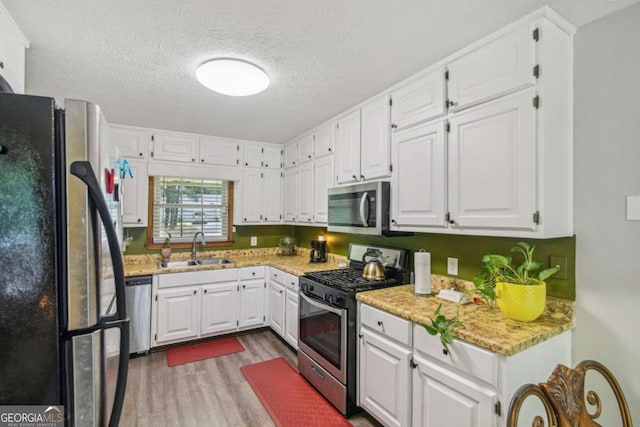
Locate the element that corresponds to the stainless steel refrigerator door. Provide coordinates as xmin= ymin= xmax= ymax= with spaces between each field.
xmin=65 ymin=99 xmax=122 ymax=330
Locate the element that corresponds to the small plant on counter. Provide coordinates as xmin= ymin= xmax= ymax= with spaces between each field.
xmin=163 ymin=232 xmax=172 ymax=247
xmin=423 ymin=242 xmax=560 ymax=352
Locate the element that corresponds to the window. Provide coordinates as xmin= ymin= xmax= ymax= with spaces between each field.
xmin=149 ymin=176 xmax=233 ymax=245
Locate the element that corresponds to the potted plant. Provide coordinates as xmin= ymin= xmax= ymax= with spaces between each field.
xmin=160 ymin=233 xmax=172 ymax=262
xmin=423 ymin=242 xmax=560 ymax=351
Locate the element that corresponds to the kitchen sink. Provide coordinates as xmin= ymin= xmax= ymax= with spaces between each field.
xmin=196 ymin=258 xmax=234 ymax=265
xmin=157 ymin=258 xmax=234 ymax=269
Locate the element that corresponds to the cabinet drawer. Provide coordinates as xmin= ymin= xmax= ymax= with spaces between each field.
xmin=413 ymin=324 xmax=497 ymax=387
xmin=240 ymin=266 xmax=265 ymax=280
xmin=158 ymin=268 xmax=237 ymax=288
xmin=270 ymin=268 xmax=286 ymax=285
xmin=360 ymin=304 xmax=412 ymax=346
xmin=285 ymin=272 xmax=298 ymax=291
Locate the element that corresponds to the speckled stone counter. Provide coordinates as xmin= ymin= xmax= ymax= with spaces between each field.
xmin=124 ymin=247 xmax=346 ymax=277
xmin=356 ymin=283 xmax=574 ymax=356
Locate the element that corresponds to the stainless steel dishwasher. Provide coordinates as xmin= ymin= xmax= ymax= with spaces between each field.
xmin=125 ymin=275 xmax=152 ymax=355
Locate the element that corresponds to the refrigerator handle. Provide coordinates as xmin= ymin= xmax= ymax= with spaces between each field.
xmin=70 ymin=160 xmax=127 ymax=321
xmin=108 ymin=318 xmax=130 ymax=427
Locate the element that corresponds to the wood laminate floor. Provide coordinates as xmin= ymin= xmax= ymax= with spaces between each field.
xmin=121 ymin=330 xmax=382 ymax=427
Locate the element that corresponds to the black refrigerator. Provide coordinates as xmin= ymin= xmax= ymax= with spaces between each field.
xmin=0 ymin=92 xmax=129 ymax=426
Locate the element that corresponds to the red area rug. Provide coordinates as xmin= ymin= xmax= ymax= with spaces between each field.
xmin=240 ymin=357 xmax=352 ymax=427
xmin=166 ymin=337 xmax=244 ymax=367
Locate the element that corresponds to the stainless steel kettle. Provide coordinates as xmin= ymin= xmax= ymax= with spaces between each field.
xmin=362 ymin=249 xmax=386 ymax=280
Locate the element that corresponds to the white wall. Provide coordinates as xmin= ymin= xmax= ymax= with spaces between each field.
xmin=574 ymin=2 xmax=640 ymax=422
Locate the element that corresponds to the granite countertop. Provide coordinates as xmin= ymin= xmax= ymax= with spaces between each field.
xmin=356 ymin=283 xmax=574 ymax=357
xmin=124 ymin=247 xmax=346 ymax=277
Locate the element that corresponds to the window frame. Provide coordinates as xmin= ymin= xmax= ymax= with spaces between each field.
xmin=145 ymin=177 xmax=235 ymax=249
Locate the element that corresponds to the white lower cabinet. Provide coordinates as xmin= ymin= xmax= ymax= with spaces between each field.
xmin=201 ymin=282 xmax=238 ymax=336
xmin=269 ymin=267 xmax=299 ymax=349
xmin=412 ymin=354 xmax=496 ymax=427
xmin=358 ymin=303 xmax=571 ymax=427
xmin=359 ymin=329 xmax=412 ymax=427
xmin=156 ymin=287 xmax=200 ymax=344
xmin=152 ymin=268 xmax=269 ymax=347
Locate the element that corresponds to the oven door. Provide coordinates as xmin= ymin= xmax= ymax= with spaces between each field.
xmin=298 ymin=291 xmax=348 ymax=383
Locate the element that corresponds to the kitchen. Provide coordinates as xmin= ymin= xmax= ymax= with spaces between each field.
xmin=0 ymin=1 xmax=638 ymax=426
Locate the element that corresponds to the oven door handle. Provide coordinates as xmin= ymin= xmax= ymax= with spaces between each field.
xmin=359 ymin=191 xmax=369 ymax=227
xmin=300 ymin=291 xmax=343 ymax=316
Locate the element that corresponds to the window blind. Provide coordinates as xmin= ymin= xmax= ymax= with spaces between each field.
xmin=152 ymin=177 xmax=229 ymax=243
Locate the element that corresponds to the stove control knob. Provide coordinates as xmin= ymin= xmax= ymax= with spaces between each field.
xmin=336 ymin=296 xmax=345 ymax=306
xmin=325 ymin=294 xmax=334 ymax=304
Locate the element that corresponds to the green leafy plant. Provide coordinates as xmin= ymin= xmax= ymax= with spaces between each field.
xmin=423 ymin=303 xmax=463 ymax=352
xmin=423 ymin=242 xmax=560 ymax=353
xmin=163 ymin=232 xmax=172 ymax=248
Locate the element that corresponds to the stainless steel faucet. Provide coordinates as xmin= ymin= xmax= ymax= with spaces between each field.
xmin=191 ymin=232 xmax=206 ymax=261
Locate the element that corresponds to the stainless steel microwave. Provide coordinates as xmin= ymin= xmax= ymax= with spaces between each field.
xmin=327 ymin=181 xmax=391 ymax=235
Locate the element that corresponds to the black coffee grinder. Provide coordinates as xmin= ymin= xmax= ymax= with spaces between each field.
xmin=310 ymin=235 xmax=327 ymax=263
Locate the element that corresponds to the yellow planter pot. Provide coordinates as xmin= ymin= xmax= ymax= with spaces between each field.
xmin=496 ymin=280 xmax=546 ymax=322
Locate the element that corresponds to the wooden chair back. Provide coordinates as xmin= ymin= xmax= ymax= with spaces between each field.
xmin=507 ymin=360 xmax=633 ymax=426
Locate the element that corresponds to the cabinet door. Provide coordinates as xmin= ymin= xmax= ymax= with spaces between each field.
xmin=297 ymin=134 xmax=314 ymax=165
xmin=297 ymin=162 xmax=314 ymax=223
xmin=200 ymin=137 xmax=239 ymax=166
xmin=284 ymin=288 xmax=299 ymax=349
xmin=390 ymin=121 xmax=446 ymax=228
xmin=361 ymin=95 xmax=392 ymax=181
xmin=412 ymin=354 xmax=497 ymax=427
xmin=241 ymin=169 xmax=263 ymax=223
xmin=391 ymin=68 xmax=446 ymax=132
xmin=283 ymin=143 xmax=298 ymax=169
xmin=156 ymin=287 xmax=199 ymax=344
xmin=201 ymin=283 xmax=238 ymax=335
xmin=262 ymin=145 xmax=282 ymax=169
xmin=111 ymin=126 xmax=148 ymax=158
xmin=335 ymin=110 xmax=361 ymax=184
xmin=313 ymin=155 xmax=334 ymax=224
xmin=314 ymin=122 xmax=335 ymax=158
xmin=262 ymin=169 xmax=282 ymax=223
xmin=242 ymin=144 xmax=263 ymax=168
xmin=283 ymin=167 xmax=297 ymax=222
xmin=448 ymin=90 xmax=536 ymax=229
xmin=447 ymin=25 xmax=536 ymax=111
xmin=359 ymin=330 xmax=412 ymax=427
xmin=151 ymin=131 xmax=198 ymax=163
xmin=121 ymin=158 xmax=148 ymax=227
xmin=269 ymin=281 xmax=286 ymax=337
xmin=239 ymin=280 xmax=265 ymax=329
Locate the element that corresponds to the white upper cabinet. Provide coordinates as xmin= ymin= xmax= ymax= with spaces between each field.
xmin=360 ymin=95 xmax=392 ymax=181
xmin=262 ymin=145 xmax=282 ymax=169
xmin=313 ymin=122 xmax=335 ymax=158
xmin=121 ymin=158 xmax=148 ymax=227
xmin=446 ymin=24 xmax=536 ymax=112
xmin=335 ymin=110 xmax=361 ymax=184
xmin=0 ymin=4 xmax=28 ymax=94
xmin=297 ymin=134 xmax=314 ymax=165
xmin=297 ymin=162 xmax=314 ymax=223
xmin=283 ymin=143 xmax=298 ymax=169
xmin=151 ymin=131 xmax=199 ymax=163
xmin=240 ymin=169 xmax=263 ymax=223
xmin=199 ymin=137 xmax=239 ymax=167
xmin=262 ymin=169 xmax=282 ymax=223
xmin=283 ymin=167 xmax=297 ymax=222
xmin=110 ymin=126 xmax=148 ymax=159
xmin=242 ymin=144 xmax=263 ymax=168
xmin=390 ymin=68 xmax=446 ymax=132
xmin=313 ymin=155 xmax=334 ymax=224
xmin=390 ymin=121 xmax=447 ymax=229
xmin=448 ymin=90 xmax=536 ymax=230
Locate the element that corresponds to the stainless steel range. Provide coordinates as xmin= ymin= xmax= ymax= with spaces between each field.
xmin=298 ymin=243 xmax=409 ymax=416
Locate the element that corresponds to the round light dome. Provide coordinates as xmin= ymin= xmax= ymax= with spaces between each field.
xmin=196 ymin=58 xmax=269 ymax=96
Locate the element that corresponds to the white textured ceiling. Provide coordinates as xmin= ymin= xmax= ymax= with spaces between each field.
xmin=3 ymin=0 xmax=639 ymax=143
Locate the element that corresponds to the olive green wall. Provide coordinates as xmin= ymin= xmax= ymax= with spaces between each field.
xmin=123 ymin=225 xmax=296 ymax=255
xmin=295 ymin=226 xmax=576 ymax=300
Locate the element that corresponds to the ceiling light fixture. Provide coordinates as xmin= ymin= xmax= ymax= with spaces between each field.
xmin=196 ymin=58 xmax=269 ymax=96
